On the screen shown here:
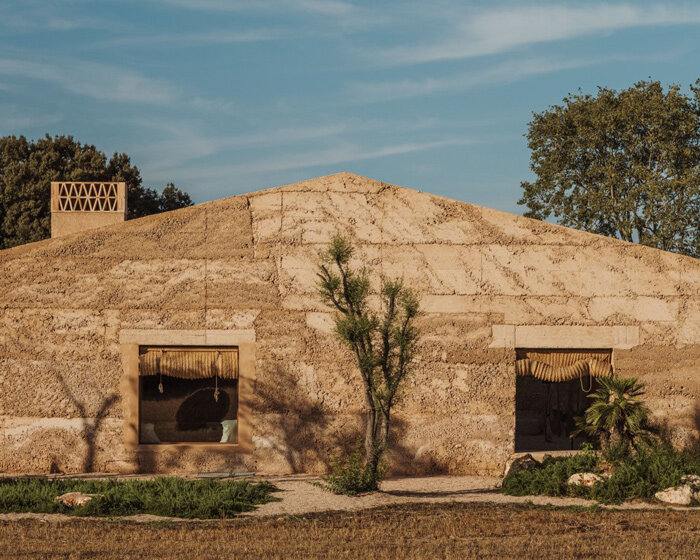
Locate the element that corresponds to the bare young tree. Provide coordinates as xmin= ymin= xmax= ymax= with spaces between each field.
xmin=317 ymin=233 xmax=420 ymax=485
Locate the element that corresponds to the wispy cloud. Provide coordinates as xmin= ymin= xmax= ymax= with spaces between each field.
xmin=129 ymin=120 xmax=352 ymax=172
xmin=95 ymin=27 xmax=287 ymax=48
xmin=153 ymin=0 xmax=355 ymax=16
xmin=190 ymin=96 xmax=239 ymax=117
xmin=378 ymin=3 xmax=700 ymax=65
xmin=0 ymin=105 xmax=61 ymax=129
xmin=155 ymin=138 xmax=475 ymax=183
xmin=352 ymin=55 xmax=614 ymax=103
xmin=0 ymin=57 xmax=176 ymax=104
xmin=125 ymin=115 xmax=475 ymax=175
xmin=0 ymin=3 xmax=108 ymax=32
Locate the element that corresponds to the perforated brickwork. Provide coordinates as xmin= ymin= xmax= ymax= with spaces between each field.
xmin=51 ymin=182 xmax=125 ymax=213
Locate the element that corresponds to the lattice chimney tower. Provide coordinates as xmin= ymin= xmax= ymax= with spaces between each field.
xmin=50 ymin=181 xmax=127 ymax=238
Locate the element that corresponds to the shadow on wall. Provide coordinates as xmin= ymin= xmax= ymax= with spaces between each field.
xmin=56 ymin=372 xmax=118 ymax=473
xmin=656 ymin=403 xmax=700 ymax=452
xmin=254 ymin=362 xmax=445 ymax=475
xmin=254 ymin=362 xmax=353 ymax=473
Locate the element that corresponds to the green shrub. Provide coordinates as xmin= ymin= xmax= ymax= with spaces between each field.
xmin=601 ymin=440 xmax=632 ymax=465
xmin=591 ymin=441 xmax=700 ymax=504
xmin=501 ymin=441 xmax=700 ymax=505
xmin=501 ymin=451 xmax=599 ymax=497
xmin=0 ymin=477 xmax=278 ymax=518
xmin=320 ymin=447 xmax=384 ymax=496
xmin=504 ymin=376 xmax=700 ymax=505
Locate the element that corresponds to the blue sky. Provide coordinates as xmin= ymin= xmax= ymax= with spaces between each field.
xmin=2 ymin=1 xmax=700 ymax=213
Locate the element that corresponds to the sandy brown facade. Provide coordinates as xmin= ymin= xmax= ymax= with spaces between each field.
xmin=0 ymin=173 xmax=698 ymax=475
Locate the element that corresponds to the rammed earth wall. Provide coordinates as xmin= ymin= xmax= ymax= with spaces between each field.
xmin=0 ymin=173 xmax=698 ymax=475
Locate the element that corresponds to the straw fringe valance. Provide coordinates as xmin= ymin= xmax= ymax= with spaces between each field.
xmin=516 ymin=350 xmax=612 ymax=383
xmin=139 ymin=348 xmax=238 ymax=379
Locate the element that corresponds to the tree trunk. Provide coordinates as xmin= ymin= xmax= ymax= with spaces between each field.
xmin=365 ymin=413 xmax=377 ymax=464
xmin=604 ymin=426 xmax=624 ymax=451
xmin=366 ymin=409 xmax=390 ymax=484
xmin=364 ymin=389 xmax=377 ymax=465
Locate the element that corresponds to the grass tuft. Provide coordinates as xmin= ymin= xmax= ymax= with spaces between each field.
xmin=318 ymin=447 xmax=383 ymax=496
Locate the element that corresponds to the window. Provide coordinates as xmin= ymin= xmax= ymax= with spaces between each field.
xmin=514 ymin=349 xmax=612 ymax=452
xmin=138 ymin=347 xmax=239 ymax=444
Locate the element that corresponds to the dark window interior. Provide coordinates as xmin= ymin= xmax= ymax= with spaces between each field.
xmin=139 ymin=376 xmax=239 ymax=444
xmin=514 ymin=348 xmax=611 ymax=452
xmin=515 ymin=375 xmax=597 ymax=452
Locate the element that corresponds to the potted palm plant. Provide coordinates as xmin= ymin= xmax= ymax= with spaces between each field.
xmin=572 ymin=376 xmax=652 ymax=451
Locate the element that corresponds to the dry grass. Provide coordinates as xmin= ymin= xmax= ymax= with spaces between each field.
xmin=1 ymin=502 xmax=699 ymax=559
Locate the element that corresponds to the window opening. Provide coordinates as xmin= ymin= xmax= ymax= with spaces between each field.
xmin=138 ymin=347 xmax=239 ymax=444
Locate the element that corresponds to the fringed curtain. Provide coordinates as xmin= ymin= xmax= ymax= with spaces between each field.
xmin=139 ymin=348 xmax=238 ymax=379
xmin=515 ymin=350 xmax=612 ymax=382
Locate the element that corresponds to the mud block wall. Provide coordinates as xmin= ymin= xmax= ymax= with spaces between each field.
xmin=0 ymin=173 xmax=698 ymax=475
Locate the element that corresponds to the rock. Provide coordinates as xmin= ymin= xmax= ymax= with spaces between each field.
xmin=681 ymin=474 xmax=700 ymax=488
xmin=504 ymin=454 xmax=539 ymax=477
xmin=55 ymin=492 xmax=100 ymax=507
xmin=567 ymin=472 xmax=604 ymax=487
xmin=655 ymin=485 xmax=696 ymax=506
xmin=655 ymin=476 xmax=700 ymax=506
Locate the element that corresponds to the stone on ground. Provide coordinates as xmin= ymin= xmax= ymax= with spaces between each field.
xmin=504 ymin=454 xmax=539 ymax=477
xmin=567 ymin=473 xmax=604 ymax=487
xmin=681 ymin=474 xmax=700 ymax=488
xmin=55 ymin=492 xmax=99 ymax=507
xmin=654 ymin=485 xmax=696 ymax=506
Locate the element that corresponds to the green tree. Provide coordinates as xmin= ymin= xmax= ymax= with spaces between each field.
xmin=0 ymin=134 xmax=193 ymax=249
xmin=317 ymin=233 xmax=420 ymax=489
xmin=520 ymin=80 xmax=700 ymax=258
xmin=572 ymin=376 xmax=651 ymax=450
xmin=159 ymin=183 xmax=193 ymax=212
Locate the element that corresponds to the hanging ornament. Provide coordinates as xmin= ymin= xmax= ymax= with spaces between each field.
xmin=213 ymin=351 xmax=221 ymax=402
xmin=580 ymin=370 xmax=592 ymax=393
xmin=157 ymin=350 xmax=164 ymax=394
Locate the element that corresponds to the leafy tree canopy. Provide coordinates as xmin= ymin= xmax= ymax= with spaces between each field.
xmin=0 ymin=134 xmax=193 ymax=249
xmin=519 ymin=80 xmax=700 ymax=258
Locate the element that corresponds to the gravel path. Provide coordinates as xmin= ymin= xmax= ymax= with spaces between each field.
xmin=245 ymin=475 xmax=593 ymax=517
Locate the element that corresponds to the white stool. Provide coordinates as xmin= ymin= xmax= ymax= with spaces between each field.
xmin=141 ymin=422 xmax=160 ymax=443
xmin=220 ymin=419 xmax=238 ymax=443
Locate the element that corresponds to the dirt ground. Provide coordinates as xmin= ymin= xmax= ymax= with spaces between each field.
xmin=2 ymin=502 xmax=700 ymax=559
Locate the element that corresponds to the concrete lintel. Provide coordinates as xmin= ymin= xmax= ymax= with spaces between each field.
xmin=490 ymin=324 xmax=516 ymax=348
xmin=205 ymin=329 xmax=256 ymax=345
xmin=490 ymin=325 xmax=640 ymax=349
xmin=119 ymin=329 xmax=255 ymax=345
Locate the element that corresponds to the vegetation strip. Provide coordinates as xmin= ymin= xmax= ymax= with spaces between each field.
xmin=502 ymin=442 xmax=700 ymax=505
xmin=0 ymin=477 xmax=278 ymax=518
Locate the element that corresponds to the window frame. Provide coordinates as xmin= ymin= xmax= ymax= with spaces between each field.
xmin=137 ymin=345 xmax=240 ymax=446
xmin=120 ymin=329 xmax=255 ymax=456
